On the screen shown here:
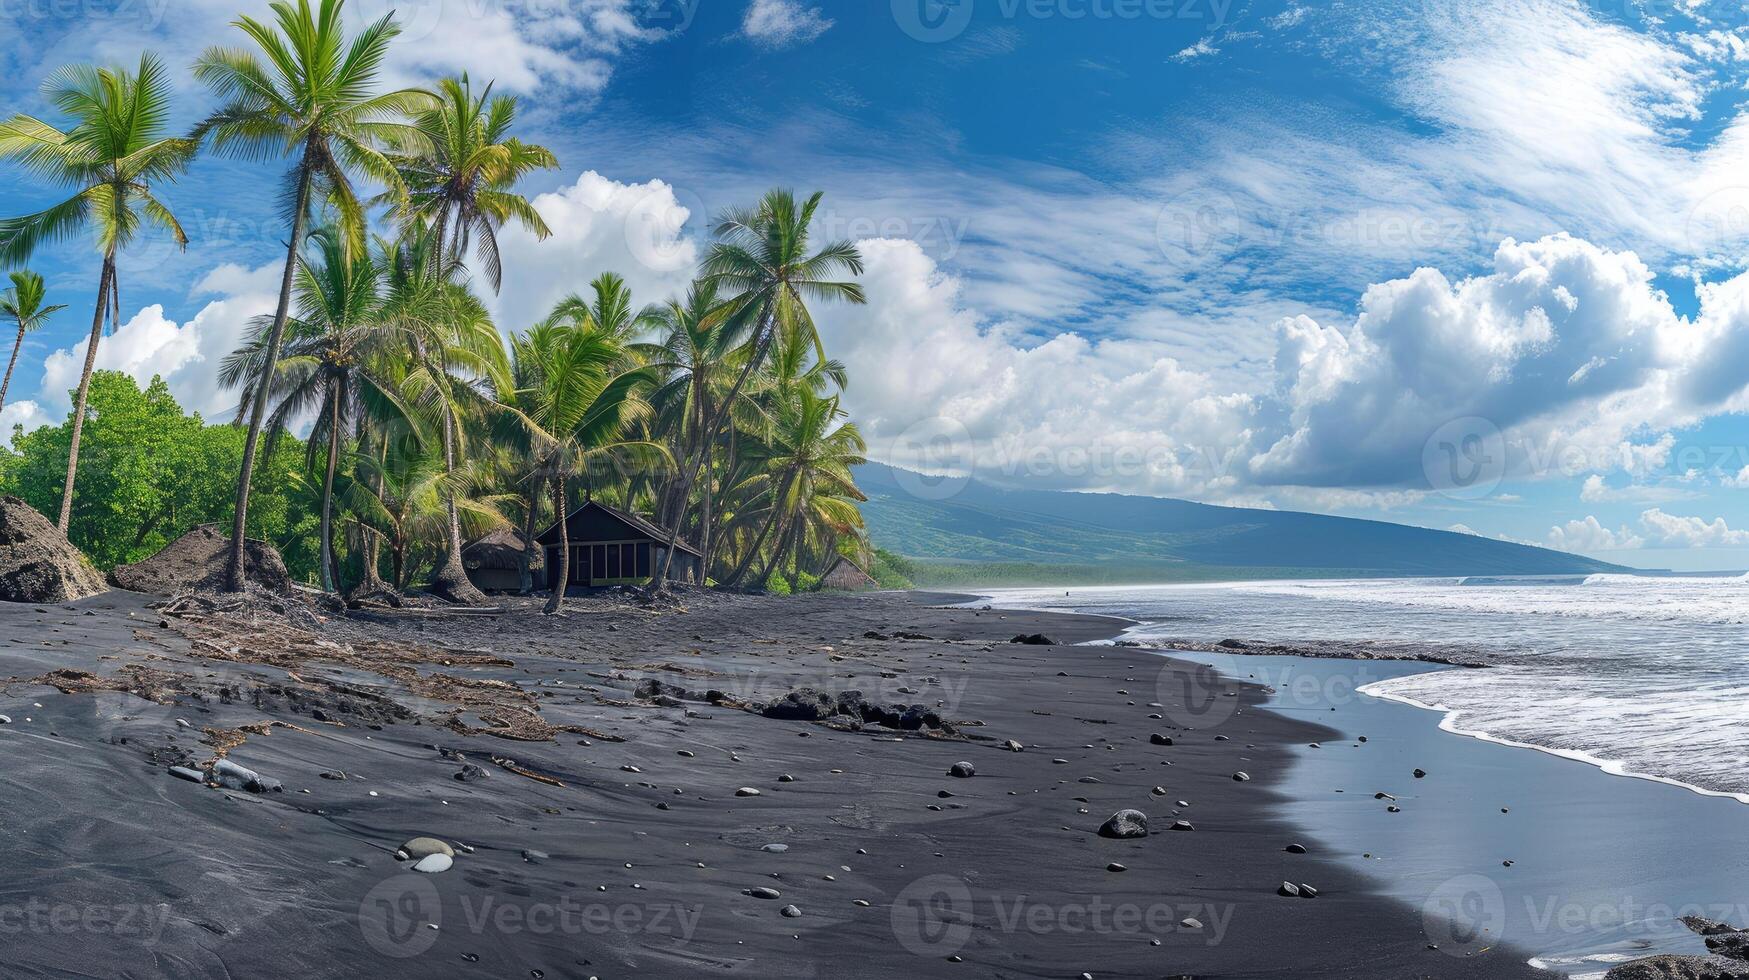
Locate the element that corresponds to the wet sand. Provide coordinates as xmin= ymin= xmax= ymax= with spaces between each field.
xmin=0 ymin=588 xmax=1547 ymax=978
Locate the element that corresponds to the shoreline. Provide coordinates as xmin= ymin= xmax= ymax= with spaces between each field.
xmin=0 ymin=587 xmax=1551 ymax=979
xmin=1357 ymin=684 xmax=1749 ymax=807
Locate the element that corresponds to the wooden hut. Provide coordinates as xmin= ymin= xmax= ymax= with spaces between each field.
xmin=461 ymin=527 xmax=545 ymax=593
xmin=535 ymin=500 xmax=703 ymax=591
xmin=819 ymin=556 xmax=879 ymax=592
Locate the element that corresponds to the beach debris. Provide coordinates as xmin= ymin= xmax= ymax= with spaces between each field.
xmin=778 ymin=774 xmax=796 ymax=783
xmin=0 ymin=496 xmax=107 ymax=603
xmin=1170 ymin=820 xmax=1195 ymax=831
xmin=1098 ymin=809 xmax=1149 ymax=839
xmin=491 ymin=756 xmax=564 ymax=787
xmin=1106 ymin=863 xmax=1126 ymax=873
xmin=1149 ymin=734 xmax=1173 ymax=746
xmin=168 ymin=766 xmax=206 ymax=784
xmin=1003 ymin=739 xmax=1024 ymax=752
xmin=411 ymin=854 xmax=453 ymax=874
xmin=948 ymin=762 xmax=975 ymax=778
xmin=745 ymin=887 xmax=781 ymax=900
xmin=1181 ymin=917 xmax=1203 ymax=930
xmin=1286 ymin=843 xmax=1308 ymax=854
xmin=520 ymin=850 xmax=548 ymax=863
xmin=0 ymin=715 xmax=9 ymax=725
xmin=1232 ymin=771 xmax=1251 ymax=782
xmin=212 ymin=760 xmax=282 ymax=793
xmin=454 ymin=764 xmax=489 ymax=782
xmin=736 ymin=787 xmax=762 ymax=797
xmin=780 ymin=905 xmax=802 ymax=918
xmin=1413 ymin=768 xmax=1427 ymax=778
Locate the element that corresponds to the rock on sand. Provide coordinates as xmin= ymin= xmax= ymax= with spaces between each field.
xmin=1098 ymin=809 xmax=1149 ymax=839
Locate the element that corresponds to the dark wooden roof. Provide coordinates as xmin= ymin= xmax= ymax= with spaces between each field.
xmin=535 ymin=500 xmax=703 ymax=558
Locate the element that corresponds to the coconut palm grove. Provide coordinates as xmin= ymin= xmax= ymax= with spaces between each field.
xmin=0 ymin=0 xmax=894 ymax=608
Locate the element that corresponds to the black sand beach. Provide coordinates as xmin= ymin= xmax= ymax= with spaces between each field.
xmin=0 ymin=588 xmax=1548 ymax=978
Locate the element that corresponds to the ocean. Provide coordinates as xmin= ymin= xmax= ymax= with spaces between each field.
xmin=987 ymin=575 xmax=1749 ymax=799
xmin=984 ymin=576 xmax=1749 ymax=974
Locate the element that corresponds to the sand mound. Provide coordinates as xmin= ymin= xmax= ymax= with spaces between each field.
xmin=0 ymin=496 xmax=108 ymax=603
xmin=110 ymin=524 xmax=292 ymax=596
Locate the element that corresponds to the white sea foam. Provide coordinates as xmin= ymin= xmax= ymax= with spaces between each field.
xmin=991 ymin=574 xmax=1749 ymax=797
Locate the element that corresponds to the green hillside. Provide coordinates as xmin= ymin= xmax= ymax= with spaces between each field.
xmin=857 ymin=463 xmax=1630 ymax=586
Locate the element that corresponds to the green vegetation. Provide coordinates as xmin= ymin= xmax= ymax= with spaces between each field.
xmin=0 ymin=372 xmax=316 ymax=573
xmin=0 ymin=0 xmax=882 ymax=606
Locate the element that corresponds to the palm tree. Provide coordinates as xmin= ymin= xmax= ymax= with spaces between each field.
xmin=0 ymin=271 xmax=66 ymax=418
xmin=384 ymin=73 xmax=556 ymax=291
xmin=0 ymin=54 xmax=193 ymax=531
xmin=379 ymin=225 xmax=510 ymax=604
xmin=645 ymin=280 xmax=761 ymax=573
xmin=194 ymin=0 xmax=429 ymax=592
xmin=503 ymin=314 xmax=665 ymax=614
xmin=725 ymin=388 xmax=867 ymax=587
xmin=648 ymin=190 xmax=865 ymax=590
xmin=544 ymin=272 xmax=660 ymax=340
xmin=218 ymin=225 xmax=406 ymax=592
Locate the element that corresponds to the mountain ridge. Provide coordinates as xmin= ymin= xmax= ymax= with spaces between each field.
xmin=856 ymin=462 xmax=1630 ymax=581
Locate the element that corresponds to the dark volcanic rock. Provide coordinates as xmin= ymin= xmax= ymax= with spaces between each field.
xmin=1098 ymin=809 xmax=1148 ymax=839
xmin=1686 ymin=917 xmax=1743 ymax=938
xmin=762 ymin=688 xmax=837 ymax=721
xmin=1605 ymin=955 xmax=1749 ymax=979
xmin=1011 ymin=633 xmax=1057 ymax=645
xmin=0 ymin=496 xmax=106 ymax=603
xmin=1707 ymin=935 xmax=1749 ymax=963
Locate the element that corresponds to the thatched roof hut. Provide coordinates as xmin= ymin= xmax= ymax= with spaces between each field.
xmin=461 ymin=527 xmax=543 ymax=592
xmin=820 ymin=556 xmax=879 ymax=592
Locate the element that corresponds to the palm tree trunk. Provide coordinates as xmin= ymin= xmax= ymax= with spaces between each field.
xmin=651 ymin=306 xmax=779 ymax=590
xmin=58 ymin=251 xmax=116 ymax=533
xmin=544 ymin=473 xmax=568 ymax=615
xmin=227 ymin=159 xmax=313 ymax=591
xmin=728 ymin=471 xmax=795 ymax=587
xmin=427 ymin=401 xmax=488 ymax=604
xmin=0 ymin=322 xmax=25 ymax=419
xmin=699 ymin=437 xmax=715 ymax=580
xmin=318 ymin=385 xmax=341 ymax=593
xmin=519 ymin=481 xmax=539 ymax=594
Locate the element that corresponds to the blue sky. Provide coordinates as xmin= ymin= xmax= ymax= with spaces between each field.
xmin=4 ymin=0 xmax=1749 ymax=569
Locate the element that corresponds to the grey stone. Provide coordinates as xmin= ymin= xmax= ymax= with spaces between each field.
xmin=1098 ymin=809 xmax=1148 ymax=839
